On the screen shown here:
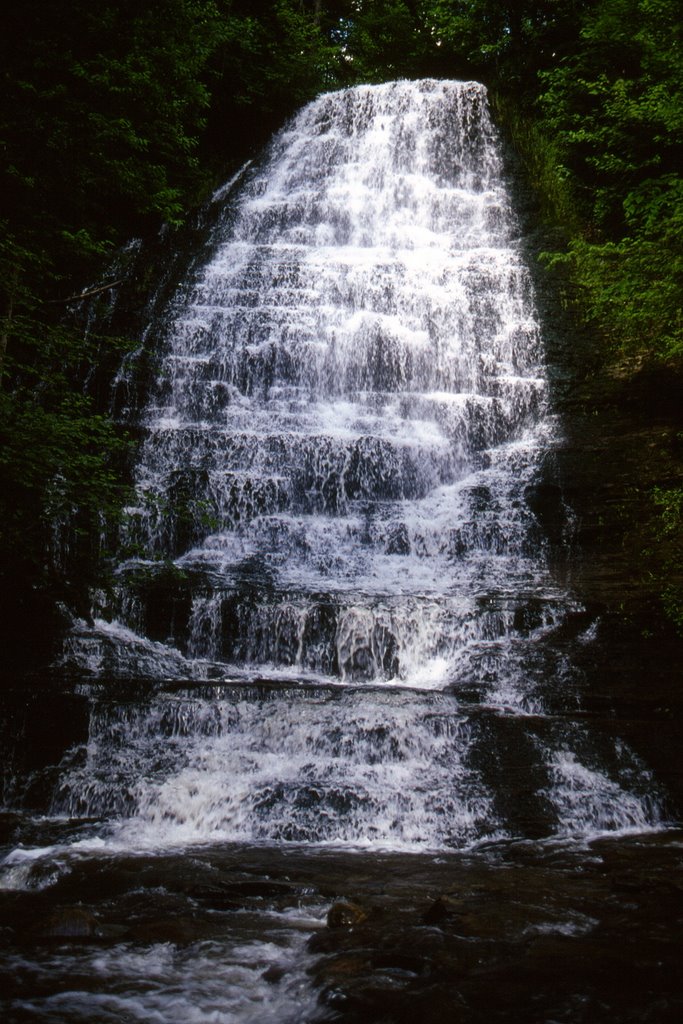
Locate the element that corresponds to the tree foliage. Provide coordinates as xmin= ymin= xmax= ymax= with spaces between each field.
xmin=535 ymin=0 xmax=683 ymax=358
xmin=1 ymin=2 xmax=227 ymax=633
xmin=0 ymin=2 xmax=340 ymax=607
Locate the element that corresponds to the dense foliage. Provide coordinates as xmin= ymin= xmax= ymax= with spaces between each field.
xmin=1 ymin=0 xmax=681 ymax=650
xmin=535 ymin=0 xmax=683 ymax=359
xmin=0 ymin=2 xmax=339 ymax=613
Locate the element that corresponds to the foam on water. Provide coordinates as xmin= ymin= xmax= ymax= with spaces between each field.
xmin=0 ymin=906 xmax=324 ymax=1024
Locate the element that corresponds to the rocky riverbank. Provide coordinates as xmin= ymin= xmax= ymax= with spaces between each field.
xmin=1 ymin=832 xmax=682 ymax=1022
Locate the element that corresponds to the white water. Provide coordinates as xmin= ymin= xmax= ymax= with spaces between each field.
xmin=31 ymin=79 xmax=663 ymax=858
xmin=0 ymin=906 xmax=325 ymax=1024
xmin=73 ymin=81 xmax=556 ymax=690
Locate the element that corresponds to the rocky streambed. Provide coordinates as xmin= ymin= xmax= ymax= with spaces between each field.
xmin=0 ymin=825 xmax=682 ymax=1023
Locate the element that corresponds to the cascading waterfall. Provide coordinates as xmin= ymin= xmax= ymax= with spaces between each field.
xmin=2 ymin=78 xmax=676 ymax=1024
xmin=42 ymin=81 xmax=665 ymax=850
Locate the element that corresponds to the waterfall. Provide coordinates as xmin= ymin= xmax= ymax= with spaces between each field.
xmin=53 ymin=79 xmax=661 ymax=851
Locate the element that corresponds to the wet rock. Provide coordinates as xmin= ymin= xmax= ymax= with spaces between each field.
xmin=320 ymin=976 xmax=467 ymax=1023
xmin=129 ymin=916 xmax=221 ymax=945
xmin=219 ymin=879 xmax=299 ymax=899
xmin=327 ymin=900 xmax=369 ymax=928
xmin=385 ymin=524 xmax=411 ymax=555
xmin=308 ymin=927 xmax=359 ymax=954
xmin=468 ymin=485 xmax=492 ymax=512
xmin=262 ymin=964 xmax=286 ymax=984
xmin=113 ymin=886 xmax=199 ymax=920
xmin=373 ymin=952 xmax=427 ymax=976
xmin=523 ymin=482 xmax=564 ymax=541
xmin=0 ymin=812 xmax=20 ymax=845
xmin=188 ymin=879 xmax=296 ymax=906
xmin=0 ymin=691 xmax=90 ymax=813
xmin=33 ymin=906 xmax=99 ymax=940
xmin=422 ymin=895 xmax=464 ymax=926
xmin=313 ymin=953 xmax=373 ymax=983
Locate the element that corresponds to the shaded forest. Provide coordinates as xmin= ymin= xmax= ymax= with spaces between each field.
xmin=1 ymin=0 xmax=681 ymax=661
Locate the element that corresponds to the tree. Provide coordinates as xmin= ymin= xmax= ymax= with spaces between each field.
xmin=537 ymin=0 xmax=683 ymax=357
xmin=0 ymin=1 xmax=232 ymax=662
xmin=0 ymin=0 xmax=345 ymax=663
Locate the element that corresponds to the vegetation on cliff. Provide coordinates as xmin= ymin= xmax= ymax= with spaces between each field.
xmin=1 ymin=0 xmax=681 ymax=649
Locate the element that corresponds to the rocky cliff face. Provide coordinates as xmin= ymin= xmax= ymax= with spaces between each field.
xmin=546 ymin=345 xmax=683 ymax=808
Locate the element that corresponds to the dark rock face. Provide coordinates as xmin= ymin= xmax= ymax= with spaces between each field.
xmin=0 ymin=684 xmax=90 ymax=812
xmin=509 ymin=146 xmax=683 ymax=808
xmin=544 ymin=352 xmax=683 ymax=808
xmin=523 ymin=482 xmax=565 ymax=543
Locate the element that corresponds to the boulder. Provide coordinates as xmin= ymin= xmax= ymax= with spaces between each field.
xmin=327 ymin=901 xmax=369 ymax=928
